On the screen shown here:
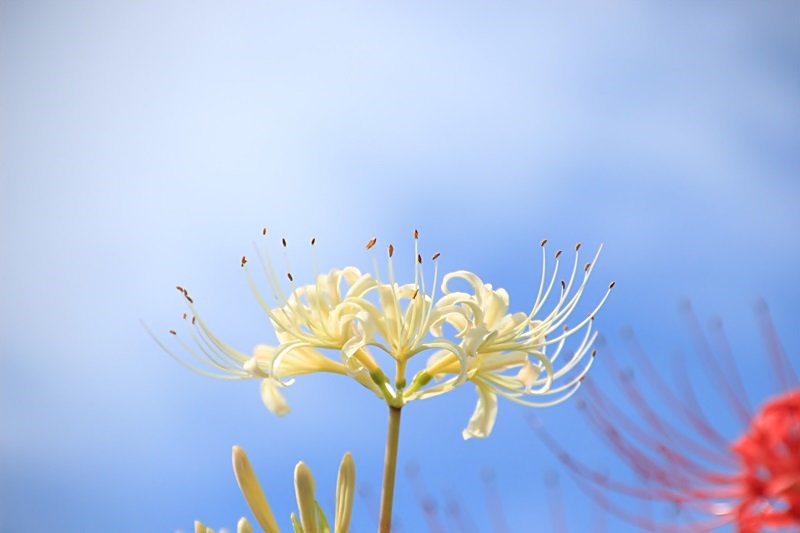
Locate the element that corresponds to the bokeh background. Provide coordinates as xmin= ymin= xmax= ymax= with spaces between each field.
xmin=2 ymin=1 xmax=799 ymax=531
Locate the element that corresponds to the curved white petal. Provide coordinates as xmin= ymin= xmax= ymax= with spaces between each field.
xmin=462 ymin=382 xmax=499 ymax=440
xmin=515 ymin=360 xmax=542 ymax=391
xmin=260 ymin=379 xmax=291 ymax=416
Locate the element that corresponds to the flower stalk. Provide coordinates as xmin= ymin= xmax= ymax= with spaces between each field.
xmin=379 ymin=406 xmax=403 ymax=533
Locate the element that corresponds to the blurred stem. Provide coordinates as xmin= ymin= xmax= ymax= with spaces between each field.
xmin=378 ymin=406 xmax=402 ymax=533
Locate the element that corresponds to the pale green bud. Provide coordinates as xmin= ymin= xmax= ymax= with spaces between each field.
xmin=334 ymin=453 xmax=355 ymax=533
xmin=294 ymin=462 xmax=318 ymax=533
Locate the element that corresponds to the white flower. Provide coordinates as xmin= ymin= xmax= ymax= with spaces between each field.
xmin=404 ymin=242 xmax=612 ymax=438
xmin=154 ymin=231 xmax=612 ymax=436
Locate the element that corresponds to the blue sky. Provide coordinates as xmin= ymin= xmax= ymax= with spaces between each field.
xmin=2 ymin=1 xmax=799 ymax=531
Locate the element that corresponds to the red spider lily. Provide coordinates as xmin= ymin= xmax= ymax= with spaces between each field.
xmin=533 ymin=303 xmax=800 ymax=532
xmin=732 ymin=391 xmax=800 ymax=531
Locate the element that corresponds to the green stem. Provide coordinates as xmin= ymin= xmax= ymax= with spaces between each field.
xmin=378 ymin=406 xmax=402 ymax=533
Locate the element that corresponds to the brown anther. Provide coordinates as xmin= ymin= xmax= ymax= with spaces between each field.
xmin=287 ymin=273 xmax=293 ymax=282
xmin=414 ymin=229 xmax=419 ymax=239
xmin=417 ymin=254 xmax=422 ymax=264
xmin=388 ymin=244 xmax=394 ymax=257
xmin=186 ymin=295 xmax=194 ymax=304
xmin=584 ymin=262 xmax=591 ymax=271
xmin=432 ymin=252 xmax=440 ymax=260
xmin=575 ymin=243 xmax=581 ymax=251
xmin=412 ymin=289 xmax=419 ymax=299
xmin=366 ymin=237 xmax=377 ymax=250
xmin=169 ymin=330 xmax=177 ymax=335
xmin=311 ymin=238 xmax=316 ymax=246
xmin=182 ymin=313 xmax=187 ymax=319
xmin=262 ymin=228 xmax=267 ymax=236
xmin=579 ymin=375 xmax=586 ymax=382
xmin=591 ymin=349 xmax=597 ymax=357
xmin=540 ymin=239 xmax=547 ymax=247
xmin=241 ymin=256 xmax=247 ymax=267
xmin=191 ymin=316 xmax=196 ymax=325
xmin=563 ymin=325 xmax=569 ymax=331
xmin=175 ymin=285 xmax=184 ymax=292
xmin=282 ymin=238 xmax=287 ymax=247
xmin=560 ymin=280 xmax=566 ymax=290
xmin=555 ymin=250 xmax=562 ymax=259
xmin=609 ymin=281 xmax=616 ymax=289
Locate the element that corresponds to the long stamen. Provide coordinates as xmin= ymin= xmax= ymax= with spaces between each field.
xmin=511 ymin=245 xmax=562 ymax=340
xmin=503 ymin=263 xmax=548 ymax=348
xmin=307 ymin=237 xmax=339 ymax=340
xmin=189 ymin=320 xmax=246 ymax=372
xmin=386 ymin=243 xmax=403 ymax=354
xmin=242 ymin=264 xmax=304 ymax=340
xmin=281 ymin=238 xmax=314 ymax=327
xmin=256 ymin=229 xmax=292 ymax=308
xmin=531 ymin=240 xmax=550 ymax=315
xmin=535 ymin=282 xmax=614 ymax=349
xmin=540 ymin=244 xmax=582 ymax=330
xmin=404 ymin=248 xmax=427 ymax=349
xmin=367 ymin=236 xmax=381 ymax=282
xmin=533 ymin=248 xmax=562 ymax=320
xmin=414 ymin=252 xmax=441 ymax=349
xmin=144 ymin=322 xmax=244 ymax=380
xmin=310 ymin=237 xmax=319 ymax=280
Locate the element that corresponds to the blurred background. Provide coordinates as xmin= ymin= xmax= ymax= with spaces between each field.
xmin=2 ymin=1 xmax=799 ymax=531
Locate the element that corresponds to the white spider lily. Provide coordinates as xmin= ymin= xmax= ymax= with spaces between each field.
xmin=154 ymin=231 xmax=611 ymax=434
xmin=404 ymin=241 xmax=612 ymax=438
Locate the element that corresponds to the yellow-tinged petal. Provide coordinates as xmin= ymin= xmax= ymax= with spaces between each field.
xmin=462 ymin=382 xmax=498 ymax=439
xmin=232 ymin=446 xmax=281 ymax=533
xmin=294 ymin=462 xmax=318 ymax=533
xmin=244 ymin=345 xmax=273 ymax=378
xmin=334 ymin=453 xmax=355 ymax=533
xmin=278 ymin=346 xmax=349 ymax=377
xmin=260 ymin=379 xmax=291 ymax=416
xmin=237 ymin=517 xmax=253 ymax=533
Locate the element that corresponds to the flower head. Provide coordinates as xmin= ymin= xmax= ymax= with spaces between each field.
xmin=154 ymin=231 xmax=612 ymax=438
xmin=732 ymin=391 xmax=800 ymax=531
xmin=405 ymin=242 xmax=612 ymax=438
